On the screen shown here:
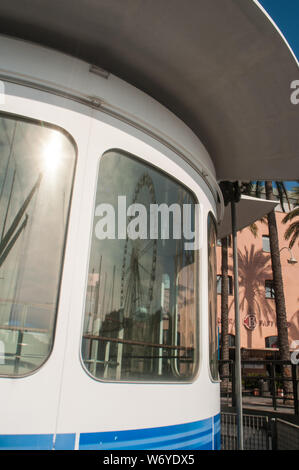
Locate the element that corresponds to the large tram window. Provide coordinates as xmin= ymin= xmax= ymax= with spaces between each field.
xmin=208 ymin=213 xmax=219 ymax=381
xmin=81 ymin=150 xmax=199 ymax=382
xmin=0 ymin=114 xmax=76 ymax=376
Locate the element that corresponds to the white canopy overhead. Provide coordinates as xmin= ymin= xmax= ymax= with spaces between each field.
xmin=218 ymin=195 xmax=278 ymax=239
xmin=0 ymin=0 xmax=298 ymax=181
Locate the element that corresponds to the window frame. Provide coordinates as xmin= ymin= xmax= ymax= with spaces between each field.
xmin=207 ymin=211 xmax=220 ymax=383
xmin=79 ymin=147 xmax=201 ymax=384
xmin=0 ymin=110 xmax=77 ymax=378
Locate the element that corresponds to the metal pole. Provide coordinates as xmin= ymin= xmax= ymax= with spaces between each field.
xmin=231 ymin=200 xmax=244 ymax=450
xmin=292 ymin=364 xmax=298 ymax=415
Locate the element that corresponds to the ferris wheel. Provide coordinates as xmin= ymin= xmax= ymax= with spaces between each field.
xmin=120 ymin=173 xmax=157 ymax=320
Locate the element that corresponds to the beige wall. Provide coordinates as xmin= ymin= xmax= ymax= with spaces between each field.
xmin=217 ymin=211 xmax=299 ymax=350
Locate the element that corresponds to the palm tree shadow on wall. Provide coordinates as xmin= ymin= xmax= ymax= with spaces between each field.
xmin=289 ymin=310 xmax=299 ymax=344
xmin=230 ymin=245 xmax=275 ymax=349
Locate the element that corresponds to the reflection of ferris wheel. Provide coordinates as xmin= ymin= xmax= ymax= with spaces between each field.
xmin=176 ymin=189 xmax=195 ymax=269
xmin=120 ymin=174 xmax=157 ymax=319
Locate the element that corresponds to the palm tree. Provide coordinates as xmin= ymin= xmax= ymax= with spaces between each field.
xmin=283 ymin=207 xmax=299 ymax=248
xmin=254 ymin=181 xmax=291 ymax=211
xmin=290 ymin=185 xmax=299 ymax=205
xmin=237 ymin=246 xmax=273 ymax=323
xmin=254 ymin=181 xmax=292 ymax=398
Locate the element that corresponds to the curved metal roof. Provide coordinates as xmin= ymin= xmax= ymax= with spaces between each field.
xmin=0 ymin=0 xmax=298 ymax=181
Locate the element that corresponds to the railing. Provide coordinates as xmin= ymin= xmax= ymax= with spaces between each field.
xmin=221 ymin=412 xmax=271 ymax=450
xmin=221 ymin=413 xmax=299 ymax=450
xmin=0 ymin=324 xmax=49 ymax=374
xmin=274 ymin=418 xmax=299 ymax=450
xmin=219 ymin=359 xmax=299 ymax=415
xmin=83 ymin=333 xmax=194 ymax=379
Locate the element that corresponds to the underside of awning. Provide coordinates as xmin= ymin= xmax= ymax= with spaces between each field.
xmin=218 ymin=195 xmax=278 ymax=238
xmin=0 ymin=0 xmax=298 ymax=181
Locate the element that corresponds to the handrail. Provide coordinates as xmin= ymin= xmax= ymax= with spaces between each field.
xmin=219 ymin=359 xmax=299 ymax=415
xmin=0 ymin=325 xmax=48 ymax=333
xmin=83 ymin=333 xmax=194 ymax=351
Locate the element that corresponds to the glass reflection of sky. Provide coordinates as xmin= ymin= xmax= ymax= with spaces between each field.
xmin=0 ymin=117 xmax=75 ymax=330
xmin=83 ymin=150 xmax=198 ymax=381
xmin=89 ymin=151 xmax=196 ymax=319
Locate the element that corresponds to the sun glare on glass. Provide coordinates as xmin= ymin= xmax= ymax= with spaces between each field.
xmin=43 ymin=131 xmax=63 ymax=172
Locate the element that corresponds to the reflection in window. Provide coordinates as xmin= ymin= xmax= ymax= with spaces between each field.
xmin=0 ymin=114 xmax=76 ymax=376
xmin=208 ymin=213 xmax=219 ymax=381
xmin=81 ymin=150 xmax=198 ymax=381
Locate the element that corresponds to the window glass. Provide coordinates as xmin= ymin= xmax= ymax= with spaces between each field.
xmin=228 ymin=334 xmax=235 ymax=347
xmin=216 ymin=275 xmax=221 ymax=294
xmin=265 ymin=336 xmax=278 ymax=348
xmin=208 ymin=213 xmax=219 ymax=381
xmin=81 ymin=150 xmax=199 ymax=381
xmin=265 ymin=280 xmax=275 ymax=299
xmin=262 ymin=235 xmax=270 ymax=253
xmin=0 ymin=114 xmax=76 ymax=376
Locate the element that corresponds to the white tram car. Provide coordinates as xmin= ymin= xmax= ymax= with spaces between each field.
xmin=0 ymin=0 xmax=298 ymax=450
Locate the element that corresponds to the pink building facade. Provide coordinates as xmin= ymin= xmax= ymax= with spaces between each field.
xmin=217 ymin=210 xmax=299 ymax=354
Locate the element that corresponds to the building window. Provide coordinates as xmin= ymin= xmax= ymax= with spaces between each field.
xmin=217 ymin=275 xmax=233 ymax=295
xmin=265 ymin=280 xmax=275 ymax=299
xmin=262 ymin=235 xmax=270 ymax=253
xmin=265 ymin=336 xmax=278 ymax=348
xmin=0 ymin=113 xmax=76 ymax=376
xmin=81 ymin=150 xmax=199 ymax=382
xmin=208 ymin=213 xmax=219 ymax=381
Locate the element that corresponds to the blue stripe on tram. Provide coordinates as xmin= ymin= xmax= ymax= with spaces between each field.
xmin=79 ymin=415 xmax=220 ymax=450
xmin=0 ymin=433 xmax=54 ymax=450
xmin=213 ymin=414 xmax=221 ymax=450
xmin=0 ymin=414 xmax=220 ymax=450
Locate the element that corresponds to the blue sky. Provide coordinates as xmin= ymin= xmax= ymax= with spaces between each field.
xmin=259 ymin=0 xmax=299 ymax=59
xmin=259 ymin=1 xmax=299 ymax=190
